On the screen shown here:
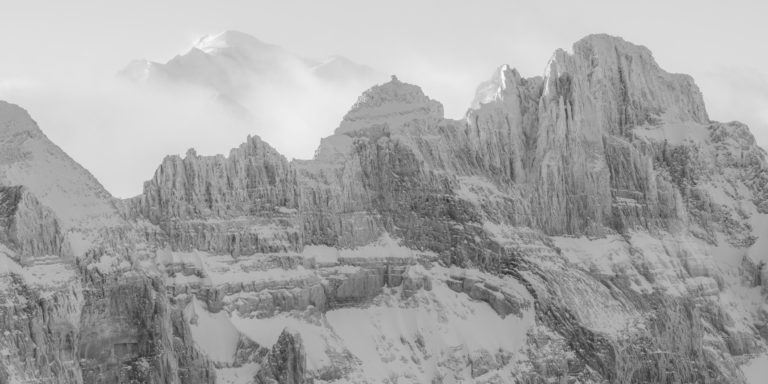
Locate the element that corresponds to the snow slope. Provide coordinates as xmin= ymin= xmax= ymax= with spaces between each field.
xmin=0 ymin=101 xmax=120 ymax=231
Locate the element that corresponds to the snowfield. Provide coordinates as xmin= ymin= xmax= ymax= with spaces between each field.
xmin=183 ymin=263 xmax=535 ymax=383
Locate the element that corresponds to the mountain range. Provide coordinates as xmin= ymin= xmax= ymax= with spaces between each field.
xmin=1 ymin=33 xmax=767 ymax=384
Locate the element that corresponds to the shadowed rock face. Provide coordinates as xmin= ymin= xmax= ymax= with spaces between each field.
xmin=256 ymin=329 xmax=307 ymax=384
xmin=2 ymin=34 xmax=768 ymax=384
xmin=0 ymin=186 xmax=66 ymax=261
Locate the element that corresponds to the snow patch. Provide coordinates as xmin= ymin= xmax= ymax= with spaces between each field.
xmin=216 ymin=363 xmax=260 ymax=384
xmin=302 ymin=233 xmax=433 ymax=265
xmin=185 ymin=298 xmax=240 ymax=364
xmin=747 ymin=212 xmax=768 ymax=264
xmin=634 ymin=119 xmax=709 ymax=145
xmin=553 ymin=235 xmax=631 ymax=276
xmin=87 ymin=253 xmax=131 ymax=274
xmin=326 ymin=282 xmax=534 ymax=383
xmin=0 ymin=249 xmax=75 ymax=290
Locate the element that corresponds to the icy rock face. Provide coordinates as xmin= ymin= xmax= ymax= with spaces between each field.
xmin=130 ymin=140 xmax=301 ymax=258
xmin=3 ymin=33 xmax=768 ymax=384
xmin=137 ymin=142 xmax=297 ymax=222
xmin=550 ymin=34 xmax=709 ymax=131
xmin=461 ymin=35 xmax=710 ymax=235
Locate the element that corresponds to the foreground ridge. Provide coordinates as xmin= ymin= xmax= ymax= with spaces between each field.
xmin=1 ymin=34 xmax=768 ymax=384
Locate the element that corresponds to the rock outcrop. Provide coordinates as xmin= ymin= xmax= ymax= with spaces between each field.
xmin=255 ymin=329 xmax=307 ymax=384
xmin=0 ymin=185 xmax=66 ymax=261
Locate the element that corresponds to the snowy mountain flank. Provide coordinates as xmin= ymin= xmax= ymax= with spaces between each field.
xmin=2 ymin=34 xmax=768 ymax=384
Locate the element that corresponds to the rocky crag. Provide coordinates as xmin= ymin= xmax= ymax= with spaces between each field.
xmin=1 ymin=34 xmax=768 ymax=384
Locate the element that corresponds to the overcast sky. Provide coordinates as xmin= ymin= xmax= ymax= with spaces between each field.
xmin=1 ymin=0 xmax=767 ymax=197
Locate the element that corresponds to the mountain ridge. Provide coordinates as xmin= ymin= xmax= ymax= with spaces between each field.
xmin=1 ymin=33 xmax=768 ymax=384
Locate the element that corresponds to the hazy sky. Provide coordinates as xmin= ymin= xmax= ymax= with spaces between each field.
xmin=1 ymin=0 xmax=767 ymax=197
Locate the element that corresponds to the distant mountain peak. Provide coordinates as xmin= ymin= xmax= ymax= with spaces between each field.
xmin=192 ymin=30 xmax=279 ymax=55
xmin=117 ymin=30 xmax=385 ymax=146
xmin=119 ymin=29 xmax=382 ymax=97
xmin=349 ymin=75 xmax=428 ymax=109
xmin=471 ymin=64 xmax=526 ymax=109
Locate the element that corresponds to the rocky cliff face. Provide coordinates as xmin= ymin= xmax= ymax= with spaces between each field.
xmin=2 ymin=34 xmax=768 ymax=384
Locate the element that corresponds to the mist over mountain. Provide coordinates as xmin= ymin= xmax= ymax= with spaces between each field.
xmin=120 ymin=30 xmax=383 ymax=119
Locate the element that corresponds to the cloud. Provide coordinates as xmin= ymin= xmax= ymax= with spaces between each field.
xmin=0 ymin=77 xmax=256 ymax=198
xmin=237 ymin=62 xmax=383 ymax=162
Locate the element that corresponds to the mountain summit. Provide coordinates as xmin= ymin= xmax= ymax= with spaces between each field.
xmin=0 ymin=101 xmax=120 ymax=231
xmin=2 ymin=34 xmax=768 ymax=384
xmin=336 ymin=75 xmax=444 ymax=134
xmin=192 ymin=30 xmax=278 ymax=54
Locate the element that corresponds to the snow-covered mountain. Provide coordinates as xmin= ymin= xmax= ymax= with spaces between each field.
xmin=0 ymin=101 xmax=129 ymax=267
xmin=2 ymin=34 xmax=768 ymax=384
xmin=120 ymin=30 xmax=383 ymax=119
